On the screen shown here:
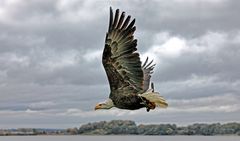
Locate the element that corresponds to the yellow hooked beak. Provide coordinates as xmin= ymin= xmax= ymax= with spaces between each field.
xmin=94 ymin=104 xmax=102 ymax=110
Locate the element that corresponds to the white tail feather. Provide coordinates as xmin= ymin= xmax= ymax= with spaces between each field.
xmin=140 ymin=91 xmax=168 ymax=108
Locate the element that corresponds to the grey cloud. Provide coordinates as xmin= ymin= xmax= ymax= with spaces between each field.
xmin=135 ymin=0 xmax=240 ymax=36
xmin=147 ymin=31 xmax=240 ymax=101
xmin=147 ymin=31 xmax=240 ymax=82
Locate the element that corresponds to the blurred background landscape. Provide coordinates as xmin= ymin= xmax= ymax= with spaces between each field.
xmin=1 ymin=120 xmax=240 ymax=136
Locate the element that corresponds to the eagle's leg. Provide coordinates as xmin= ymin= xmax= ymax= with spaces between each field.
xmin=146 ymin=100 xmax=156 ymax=112
xmin=139 ymin=96 xmax=156 ymax=112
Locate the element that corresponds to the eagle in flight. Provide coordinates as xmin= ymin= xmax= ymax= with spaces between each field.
xmin=95 ymin=7 xmax=168 ymax=112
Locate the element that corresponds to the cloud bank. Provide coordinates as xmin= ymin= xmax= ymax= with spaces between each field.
xmin=0 ymin=0 xmax=240 ymax=128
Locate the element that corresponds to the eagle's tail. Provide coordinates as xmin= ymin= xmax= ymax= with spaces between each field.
xmin=140 ymin=89 xmax=168 ymax=108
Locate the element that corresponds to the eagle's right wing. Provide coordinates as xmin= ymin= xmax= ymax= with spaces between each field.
xmin=142 ymin=57 xmax=155 ymax=92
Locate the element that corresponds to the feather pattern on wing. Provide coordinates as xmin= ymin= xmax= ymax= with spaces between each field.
xmin=142 ymin=57 xmax=156 ymax=92
xmin=102 ymin=8 xmax=144 ymax=98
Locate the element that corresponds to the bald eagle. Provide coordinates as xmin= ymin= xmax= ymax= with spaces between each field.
xmin=95 ymin=8 xmax=168 ymax=112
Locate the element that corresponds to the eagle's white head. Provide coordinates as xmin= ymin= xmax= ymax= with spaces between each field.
xmin=95 ymin=99 xmax=114 ymax=110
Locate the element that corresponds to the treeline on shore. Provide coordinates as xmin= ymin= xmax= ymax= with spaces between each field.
xmin=1 ymin=120 xmax=240 ymax=136
xmin=76 ymin=120 xmax=240 ymax=135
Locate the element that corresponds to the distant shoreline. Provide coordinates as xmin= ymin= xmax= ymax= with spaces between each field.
xmin=1 ymin=120 xmax=240 ymax=136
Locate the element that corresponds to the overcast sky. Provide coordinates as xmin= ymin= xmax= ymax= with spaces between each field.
xmin=0 ymin=0 xmax=240 ymax=129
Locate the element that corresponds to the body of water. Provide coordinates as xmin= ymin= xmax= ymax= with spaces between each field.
xmin=0 ymin=136 xmax=239 ymax=141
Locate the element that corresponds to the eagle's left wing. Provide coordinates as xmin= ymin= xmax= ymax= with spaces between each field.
xmin=102 ymin=8 xmax=144 ymax=95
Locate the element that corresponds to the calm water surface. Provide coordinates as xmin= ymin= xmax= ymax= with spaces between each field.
xmin=0 ymin=135 xmax=239 ymax=141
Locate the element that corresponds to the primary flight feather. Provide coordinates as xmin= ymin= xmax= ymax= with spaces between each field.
xmin=95 ymin=7 xmax=168 ymax=112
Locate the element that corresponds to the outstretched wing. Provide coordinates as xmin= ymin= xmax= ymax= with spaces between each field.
xmin=142 ymin=57 xmax=156 ymax=92
xmin=102 ymin=7 xmax=143 ymax=94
